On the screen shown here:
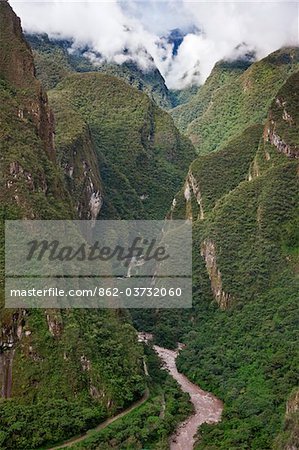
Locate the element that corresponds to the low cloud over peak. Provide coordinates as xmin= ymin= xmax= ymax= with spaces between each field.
xmin=11 ymin=0 xmax=299 ymax=89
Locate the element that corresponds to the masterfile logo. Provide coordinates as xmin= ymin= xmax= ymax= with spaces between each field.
xmin=5 ymin=220 xmax=192 ymax=308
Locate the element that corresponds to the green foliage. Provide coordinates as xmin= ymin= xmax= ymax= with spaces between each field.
xmin=26 ymin=33 xmax=171 ymax=108
xmin=178 ymin=278 xmax=298 ymax=450
xmin=167 ymin=158 xmax=298 ymax=450
xmin=49 ymin=72 xmax=195 ymax=219
xmin=200 ymin=162 xmax=298 ymax=300
xmin=0 ymin=77 xmax=73 ymax=223
xmin=171 ymin=58 xmax=251 ymax=132
xmin=143 ymin=68 xmax=299 ymax=448
xmin=0 ymin=399 xmax=105 ymax=450
xmin=174 ymin=161 xmax=299 ymax=449
xmin=190 ymin=124 xmax=263 ymax=213
xmin=169 ymin=85 xmax=199 ymax=108
xmin=67 ymin=346 xmax=192 ymax=450
xmin=2 ymin=6 xmax=299 ymax=449
xmin=0 ymin=9 xmax=147 ymax=450
xmin=172 ymin=48 xmax=299 ymax=153
xmin=0 ymin=310 xmax=146 ymax=449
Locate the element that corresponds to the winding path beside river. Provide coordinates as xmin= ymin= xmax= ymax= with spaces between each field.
xmin=154 ymin=345 xmax=223 ymax=450
xmin=47 ymin=341 xmax=222 ymax=450
xmin=47 ymin=389 xmax=149 ymax=450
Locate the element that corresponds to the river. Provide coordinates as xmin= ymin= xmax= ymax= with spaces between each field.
xmin=154 ymin=345 xmax=223 ymax=450
xmin=48 ymin=337 xmax=222 ymax=450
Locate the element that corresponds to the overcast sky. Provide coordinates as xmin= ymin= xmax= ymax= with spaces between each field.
xmin=11 ymin=1 xmax=299 ymax=89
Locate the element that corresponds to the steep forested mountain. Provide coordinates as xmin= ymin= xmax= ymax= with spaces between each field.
xmin=172 ymin=48 xmax=299 ymax=154
xmin=159 ymin=67 xmax=299 ymax=450
xmin=26 ymin=33 xmax=172 ymax=108
xmin=25 ymin=32 xmax=195 ymax=219
xmin=0 ymin=0 xmax=145 ymax=424
xmin=48 ymin=72 xmax=195 ymax=220
xmin=171 ymin=57 xmax=253 ymax=131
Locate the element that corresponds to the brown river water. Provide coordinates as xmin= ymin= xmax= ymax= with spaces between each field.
xmin=154 ymin=345 xmax=223 ymax=450
xmin=48 ymin=337 xmax=222 ymax=450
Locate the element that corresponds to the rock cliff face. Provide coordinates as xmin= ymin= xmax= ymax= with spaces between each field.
xmin=0 ymin=1 xmax=55 ymax=158
xmin=265 ymin=72 xmax=299 ymax=159
xmin=274 ymin=389 xmax=299 ymax=450
xmin=184 ymin=171 xmax=204 ymax=220
xmin=200 ymin=240 xmax=232 ymax=309
xmin=267 ymin=130 xmax=296 ymax=157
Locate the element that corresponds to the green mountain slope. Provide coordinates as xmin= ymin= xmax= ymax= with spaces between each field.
xmin=26 ymin=33 xmax=172 ymax=108
xmin=0 ymin=4 xmax=146 ymax=448
xmin=0 ymin=1 xmax=73 ymax=253
xmin=133 ymin=69 xmax=299 ymax=449
xmin=170 ymin=124 xmax=263 ymax=221
xmin=171 ymin=58 xmax=252 ymax=132
xmin=0 ymin=4 xmax=196 ymax=447
xmin=169 ymin=71 xmax=299 ymax=449
xmin=177 ymin=161 xmax=298 ymax=450
xmin=172 ymin=48 xmax=299 ymax=154
xmin=49 ymin=72 xmax=195 ymax=219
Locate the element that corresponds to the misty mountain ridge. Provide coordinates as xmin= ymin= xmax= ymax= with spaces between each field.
xmin=26 ymin=30 xmax=260 ymax=111
xmin=26 ymin=32 xmax=172 ymax=108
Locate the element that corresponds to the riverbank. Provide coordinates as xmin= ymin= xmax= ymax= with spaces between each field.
xmin=154 ymin=345 xmax=223 ymax=450
xmin=46 ymin=389 xmax=149 ymax=450
xmin=46 ymin=342 xmax=222 ymax=450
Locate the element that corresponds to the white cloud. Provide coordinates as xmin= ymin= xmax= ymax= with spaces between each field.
xmin=11 ymin=0 xmax=299 ymax=89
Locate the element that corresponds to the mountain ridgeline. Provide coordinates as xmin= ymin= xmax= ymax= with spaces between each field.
xmin=26 ymin=32 xmax=172 ymax=109
xmin=0 ymin=1 xmax=298 ymax=449
xmin=172 ymin=48 xmax=299 ymax=154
